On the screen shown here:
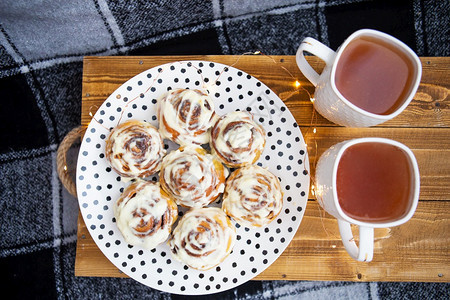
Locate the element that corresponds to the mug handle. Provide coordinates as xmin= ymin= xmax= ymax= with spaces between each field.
xmin=296 ymin=37 xmax=335 ymax=86
xmin=338 ymin=219 xmax=374 ymax=262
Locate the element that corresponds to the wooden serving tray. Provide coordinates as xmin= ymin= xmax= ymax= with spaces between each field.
xmin=75 ymin=56 xmax=449 ymax=282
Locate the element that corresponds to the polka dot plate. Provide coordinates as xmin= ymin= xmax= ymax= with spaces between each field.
xmin=76 ymin=61 xmax=310 ymax=295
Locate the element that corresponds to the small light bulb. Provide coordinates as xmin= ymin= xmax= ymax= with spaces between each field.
xmin=313 ymin=128 xmax=316 ymax=134
xmin=89 ymin=112 xmax=93 ymax=117
xmin=310 ymin=97 xmax=315 ymax=103
xmin=254 ymin=51 xmax=261 ymax=55
xmin=294 ymin=80 xmax=301 ymax=88
xmin=64 ymin=165 xmax=68 ymax=171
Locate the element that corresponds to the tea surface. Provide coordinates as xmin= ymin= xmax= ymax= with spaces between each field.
xmin=336 ymin=142 xmax=412 ymax=223
xmin=335 ymin=36 xmax=414 ymax=115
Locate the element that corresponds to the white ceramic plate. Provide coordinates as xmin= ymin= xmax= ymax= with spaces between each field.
xmin=76 ymin=61 xmax=310 ymax=295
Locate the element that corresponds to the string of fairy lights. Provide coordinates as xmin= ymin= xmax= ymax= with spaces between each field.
xmin=75 ymin=51 xmax=320 ymax=202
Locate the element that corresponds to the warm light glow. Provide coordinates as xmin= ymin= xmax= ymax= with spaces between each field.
xmin=331 ymin=245 xmax=336 ymax=249
xmin=311 ymin=184 xmax=315 ymax=196
xmin=89 ymin=112 xmax=93 ymax=117
xmin=310 ymin=97 xmax=315 ymax=103
xmin=313 ymin=128 xmax=317 ymax=134
xmin=254 ymin=51 xmax=261 ymax=55
xmin=64 ymin=165 xmax=67 ymax=171
xmin=294 ymin=80 xmax=301 ymax=88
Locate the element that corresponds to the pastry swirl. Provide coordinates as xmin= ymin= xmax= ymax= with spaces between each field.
xmin=114 ymin=180 xmax=178 ymax=250
xmin=210 ymin=111 xmax=266 ymax=168
xmin=169 ymin=207 xmax=236 ymax=271
xmin=158 ymin=88 xmax=217 ymax=145
xmin=105 ymin=120 xmax=165 ymax=178
xmin=222 ymin=165 xmax=283 ymax=227
xmin=160 ymin=146 xmax=228 ymax=208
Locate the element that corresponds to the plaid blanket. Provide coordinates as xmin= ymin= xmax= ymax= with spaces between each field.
xmin=1 ymin=0 xmax=448 ymax=299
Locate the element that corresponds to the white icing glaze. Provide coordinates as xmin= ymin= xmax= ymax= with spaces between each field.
xmin=114 ymin=180 xmax=176 ymax=250
xmin=158 ymin=89 xmax=216 ymax=145
xmin=211 ymin=111 xmax=265 ymax=167
xmin=222 ymin=165 xmax=283 ymax=227
xmin=106 ymin=120 xmax=165 ymax=178
xmin=169 ymin=207 xmax=236 ymax=270
xmin=160 ymin=146 xmax=228 ymax=208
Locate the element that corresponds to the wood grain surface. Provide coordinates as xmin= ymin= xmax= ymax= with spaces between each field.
xmin=76 ymin=56 xmax=449 ymax=282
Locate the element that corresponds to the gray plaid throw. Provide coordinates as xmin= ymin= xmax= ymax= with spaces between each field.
xmin=1 ymin=0 xmax=448 ymax=299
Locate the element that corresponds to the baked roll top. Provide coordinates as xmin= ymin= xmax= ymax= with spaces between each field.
xmin=160 ymin=146 xmax=228 ymax=208
xmin=158 ymin=88 xmax=217 ymax=145
xmin=222 ymin=165 xmax=283 ymax=227
xmin=105 ymin=120 xmax=165 ymax=178
xmin=169 ymin=207 xmax=236 ymax=271
xmin=211 ymin=111 xmax=265 ymax=168
xmin=114 ymin=180 xmax=178 ymax=250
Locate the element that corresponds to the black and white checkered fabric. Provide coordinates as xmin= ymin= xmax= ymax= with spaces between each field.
xmin=1 ymin=1 xmax=448 ymax=299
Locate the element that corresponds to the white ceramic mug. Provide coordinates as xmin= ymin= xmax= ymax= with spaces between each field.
xmin=296 ymin=29 xmax=422 ymax=127
xmin=314 ymin=137 xmax=420 ymax=262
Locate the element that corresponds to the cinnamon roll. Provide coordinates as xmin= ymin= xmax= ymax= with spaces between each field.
xmin=158 ymin=88 xmax=217 ymax=145
xmin=222 ymin=165 xmax=283 ymax=227
xmin=169 ymin=207 xmax=236 ymax=271
xmin=114 ymin=180 xmax=178 ymax=250
xmin=105 ymin=120 xmax=165 ymax=178
xmin=210 ymin=111 xmax=266 ymax=168
xmin=160 ymin=146 xmax=228 ymax=208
